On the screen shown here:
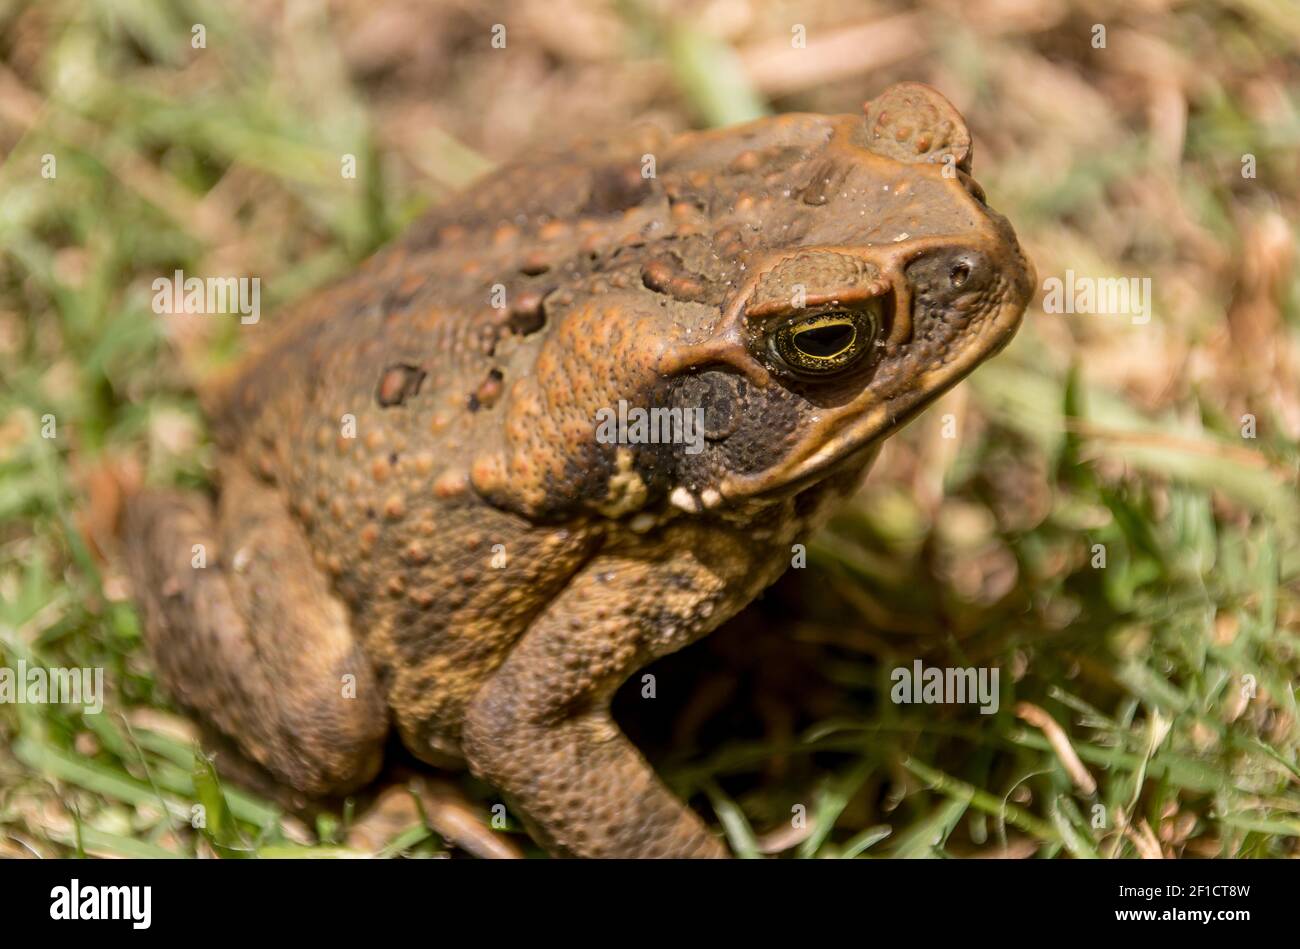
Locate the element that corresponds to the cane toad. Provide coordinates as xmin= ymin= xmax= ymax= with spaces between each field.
xmin=124 ymin=82 xmax=1034 ymax=857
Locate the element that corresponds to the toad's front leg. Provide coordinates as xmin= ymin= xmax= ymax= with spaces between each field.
xmin=461 ymin=525 xmax=779 ymax=858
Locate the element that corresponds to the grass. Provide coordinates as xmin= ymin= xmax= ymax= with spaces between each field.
xmin=1 ymin=0 xmax=1298 ymax=858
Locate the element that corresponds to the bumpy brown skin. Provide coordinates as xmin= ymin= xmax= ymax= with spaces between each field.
xmin=123 ymin=83 xmax=1034 ymax=857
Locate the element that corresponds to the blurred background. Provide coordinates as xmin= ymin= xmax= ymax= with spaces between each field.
xmin=0 ymin=0 xmax=1297 ymax=858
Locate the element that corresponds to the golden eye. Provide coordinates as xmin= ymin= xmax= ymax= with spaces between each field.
xmin=771 ymin=310 xmax=875 ymax=375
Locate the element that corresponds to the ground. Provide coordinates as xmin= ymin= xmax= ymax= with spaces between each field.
xmin=0 ymin=0 xmax=1297 ymax=858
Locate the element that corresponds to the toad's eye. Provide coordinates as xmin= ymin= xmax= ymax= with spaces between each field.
xmin=770 ymin=309 xmax=875 ymax=376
